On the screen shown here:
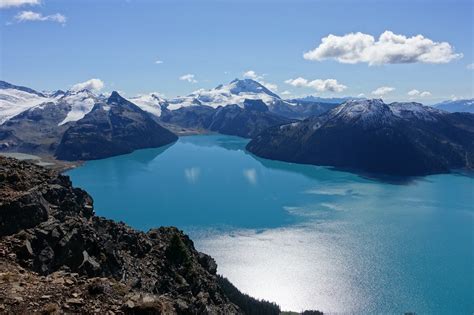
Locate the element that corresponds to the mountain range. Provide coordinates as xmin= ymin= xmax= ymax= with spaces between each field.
xmin=247 ymin=99 xmax=474 ymax=176
xmin=0 ymin=79 xmax=332 ymax=159
xmin=1 ymin=79 xmax=473 ymax=176
xmin=433 ymin=99 xmax=474 ymax=113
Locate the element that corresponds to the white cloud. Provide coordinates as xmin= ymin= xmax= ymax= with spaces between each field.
xmin=371 ymin=86 xmax=395 ymax=96
xmin=71 ymin=79 xmax=105 ymax=92
xmin=179 ymin=74 xmax=197 ymax=83
xmin=420 ymin=91 xmax=431 ymax=97
xmin=285 ymin=77 xmax=347 ymax=93
xmin=242 ymin=70 xmax=278 ymax=91
xmin=14 ymin=10 xmax=66 ymax=24
xmin=467 ymin=63 xmax=474 ymax=70
xmin=262 ymin=81 xmax=278 ymax=92
xmin=243 ymin=169 xmax=257 ymax=185
xmin=408 ymin=89 xmax=431 ymax=98
xmin=155 ymin=60 xmax=163 ymax=64
xmin=0 ymin=0 xmax=39 ymax=8
xmin=304 ymin=31 xmax=462 ymax=65
xmin=357 ymin=93 xmax=366 ymax=98
xmin=243 ymin=70 xmax=263 ymax=80
xmin=281 ymin=90 xmax=292 ymax=96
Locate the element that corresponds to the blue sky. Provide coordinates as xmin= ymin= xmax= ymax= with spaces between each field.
xmin=1 ymin=0 xmax=473 ymax=103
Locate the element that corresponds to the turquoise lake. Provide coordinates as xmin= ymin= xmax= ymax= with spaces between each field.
xmin=67 ymin=135 xmax=474 ymax=313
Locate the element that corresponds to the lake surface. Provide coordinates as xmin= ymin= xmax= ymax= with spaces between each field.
xmin=67 ymin=135 xmax=474 ymax=314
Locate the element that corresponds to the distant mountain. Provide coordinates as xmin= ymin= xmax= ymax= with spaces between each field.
xmin=167 ymin=79 xmax=333 ymax=119
xmin=0 ymin=87 xmax=101 ymax=154
xmin=56 ymin=89 xmax=100 ymax=125
xmin=0 ymin=81 xmax=46 ymax=97
xmin=168 ymin=79 xmax=281 ymax=110
xmin=160 ymin=105 xmax=216 ymax=130
xmin=208 ymin=99 xmax=293 ymax=138
xmin=55 ymin=91 xmax=177 ymax=160
xmin=0 ymin=80 xmax=103 ymax=127
xmin=0 ymin=80 xmax=53 ymax=124
xmin=127 ymin=93 xmax=168 ymax=118
xmin=0 ymin=102 xmax=70 ymax=153
xmin=433 ymin=99 xmax=474 ymax=113
xmin=288 ymin=95 xmax=364 ymax=104
xmin=247 ymin=99 xmax=474 ymax=176
xmin=270 ymin=100 xmax=338 ymax=119
xmin=161 ymin=99 xmax=293 ymax=138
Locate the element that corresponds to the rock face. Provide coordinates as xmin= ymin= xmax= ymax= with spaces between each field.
xmin=0 ymin=156 xmax=242 ymax=313
xmin=55 ymin=91 xmax=178 ymax=160
xmin=247 ymin=99 xmax=474 ymax=176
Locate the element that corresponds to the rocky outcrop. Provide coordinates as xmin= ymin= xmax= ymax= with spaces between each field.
xmin=0 ymin=157 xmax=242 ymax=313
xmin=55 ymin=92 xmax=178 ymax=161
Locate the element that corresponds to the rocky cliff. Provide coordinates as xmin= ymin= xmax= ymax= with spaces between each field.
xmin=0 ymin=157 xmax=271 ymax=314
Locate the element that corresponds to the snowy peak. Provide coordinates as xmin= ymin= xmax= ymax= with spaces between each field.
xmin=0 ymin=80 xmax=46 ymax=97
xmin=227 ymin=79 xmax=280 ymax=99
xmin=127 ymin=93 xmax=167 ymax=117
xmin=49 ymin=90 xmax=66 ymax=98
xmin=326 ymin=99 xmax=445 ymax=127
xmin=56 ymin=89 xmax=99 ymax=126
xmin=107 ymin=91 xmax=124 ymax=104
xmin=330 ymin=99 xmax=392 ymax=124
xmin=169 ymin=78 xmax=281 ymax=111
xmin=289 ymin=95 xmax=364 ymax=104
xmin=0 ymin=80 xmax=53 ymax=124
xmin=389 ymin=102 xmax=443 ymax=121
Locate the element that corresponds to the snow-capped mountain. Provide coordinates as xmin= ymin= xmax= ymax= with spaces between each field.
xmin=288 ymin=95 xmax=364 ymax=104
xmin=127 ymin=93 xmax=168 ymax=117
xmin=56 ymin=89 xmax=99 ymax=125
xmin=168 ymin=79 xmax=282 ymax=110
xmin=0 ymin=81 xmax=54 ymax=124
xmin=433 ymin=99 xmax=474 ymax=113
xmin=247 ymin=99 xmax=474 ymax=176
xmin=326 ymin=99 xmax=445 ymax=127
xmin=389 ymin=102 xmax=444 ymax=121
xmin=0 ymin=80 xmax=101 ymax=126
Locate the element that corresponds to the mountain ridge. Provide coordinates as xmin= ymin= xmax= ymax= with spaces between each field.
xmin=247 ymin=99 xmax=474 ymax=176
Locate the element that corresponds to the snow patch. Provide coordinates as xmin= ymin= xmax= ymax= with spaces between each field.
xmin=128 ymin=93 xmax=166 ymax=117
xmin=0 ymin=88 xmax=54 ymax=124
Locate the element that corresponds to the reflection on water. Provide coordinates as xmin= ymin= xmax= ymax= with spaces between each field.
xmin=184 ymin=167 xmax=201 ymax=183
xmin=68 ymin=135 xmax=474 ymax=313
xmin=243 ymin=168 xmax=257 ymax=185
